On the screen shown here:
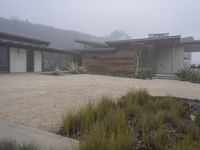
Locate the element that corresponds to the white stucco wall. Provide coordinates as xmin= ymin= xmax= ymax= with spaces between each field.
xmin=173 ymin=46 xmax=184 ymax=73
xmin=34 ymin=50 xmax=42 ymax=72
xmin=10 ymin=47 xmax=27 ymax=73
xmin=156 ymin=44 xmax=184 ymax=74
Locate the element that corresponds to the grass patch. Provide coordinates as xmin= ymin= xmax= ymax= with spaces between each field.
xmin=60 ymin=89 xmax=200 ymax=150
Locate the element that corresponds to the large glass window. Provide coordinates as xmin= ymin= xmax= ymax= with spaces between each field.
xmin=43 ymin=52 xmax=76 ymax=71
xmin=0 ymin=46 xmax=8 ymax=73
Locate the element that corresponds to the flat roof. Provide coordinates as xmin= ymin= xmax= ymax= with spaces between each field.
xmin=75 ymin=39 xmax=108 ymax=47
xmin=0 ymin=32 xmax=50 ymax=46
xmin=106 ymin=35 xmax=181 ymax=45
xmin=0 ymin=40 xmax=79 ymax=55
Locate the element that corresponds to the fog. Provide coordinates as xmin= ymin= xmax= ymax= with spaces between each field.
xmin=0 ymin=0 xmax=200 ymax=64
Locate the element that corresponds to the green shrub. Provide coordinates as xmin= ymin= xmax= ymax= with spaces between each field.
xmin=190 ymin=70 xmax=200 ymax=82
xmin=137 ymin=68 xmax=153 ymax=79
xmin=176 ymin=68 xmax=200 ymax=82
xmin=176 ymin=68 xmax=192 ymax=81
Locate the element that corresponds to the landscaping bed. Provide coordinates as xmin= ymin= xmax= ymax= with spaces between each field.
xmin=60 ymin=90 xmax=200 ymax=150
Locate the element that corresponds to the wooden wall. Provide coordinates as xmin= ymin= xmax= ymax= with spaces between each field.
xmin=82 ymin=48 xmax=136 ymax=73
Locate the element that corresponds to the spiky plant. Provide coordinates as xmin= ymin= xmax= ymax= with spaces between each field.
xmin=67 ymin=62 xmax=79 ymax=74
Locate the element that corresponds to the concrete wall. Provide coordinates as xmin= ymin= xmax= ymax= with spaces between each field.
xmin=173 ymin=45 xmax=184 ymax=73
xmin=34 ymin=50 xmax=42 ymax=72
xmin=156 ymin=44 xmax=184 ymax=74
xmin=10 ymin=47 xmax=27 ymax=73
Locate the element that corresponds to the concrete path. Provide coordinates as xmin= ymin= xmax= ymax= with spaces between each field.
xmin=0 ymin=120 xmax=79 ymax=150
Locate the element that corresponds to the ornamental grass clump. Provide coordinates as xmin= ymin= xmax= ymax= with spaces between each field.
xmin=60 ymin=89 xmax=200 ymax=150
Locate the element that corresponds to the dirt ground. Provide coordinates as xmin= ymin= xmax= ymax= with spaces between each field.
xmin=0 ymin=73 xmax=200 ymax=132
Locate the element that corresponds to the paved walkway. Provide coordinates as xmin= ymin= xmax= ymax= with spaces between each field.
xmin=0 ymin=120 xmax=79 ymax=150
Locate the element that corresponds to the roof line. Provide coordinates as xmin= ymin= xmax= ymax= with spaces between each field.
xmin=106 ymin=35 xmax=181 ymax=45
xmin=75 ymin=39 xmax=108 ymax=47
xmin=0 ymin=40 xmax=79 ymax=55
xmin=0 ymin=32 xmax=50 ymax=46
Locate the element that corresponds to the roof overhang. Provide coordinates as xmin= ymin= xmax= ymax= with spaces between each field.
xmin=0 ymin=32 xmax=50 ymax=46
xmin=181 ymin=40 xmax=200 ymax=52
xmin=106 ymin=35 xmax=181 ymax=46
xmin=0 ymin=40 xmax=80 ymax=55
xmin=71 ymin=48 xmax=116 ymax=54
xmin=75 ymin=39 xmax=108 ymax=48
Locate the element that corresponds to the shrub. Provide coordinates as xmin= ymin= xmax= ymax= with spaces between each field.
xmin=190 ymin=70 xmax=200 ymax=83
xmin=176 ymin=68 xmax=192 ymax=81
xmin=176 ymin=68 xmax=200 ymax=82
xmin=191 ymin=64 xmax=196 ymax=68
xmin=137 ymin=68 xmax=153 ymax=79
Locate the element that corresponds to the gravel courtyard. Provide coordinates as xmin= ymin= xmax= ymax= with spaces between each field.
xmin=0 ymin=73 xmax=200 ymax=132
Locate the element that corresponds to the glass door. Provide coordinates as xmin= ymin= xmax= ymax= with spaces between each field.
xmin=0 ymin=46 xmax=8 ymax=73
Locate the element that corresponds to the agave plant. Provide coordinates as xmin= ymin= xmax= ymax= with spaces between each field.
xmin=53 ymin=67 xmax=61 ymax=75
xmin=67 ymin=62 xmax=79 ymax=74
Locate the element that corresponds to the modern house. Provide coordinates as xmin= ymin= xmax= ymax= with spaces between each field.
xmin=0 ymin=32 xmax=199 ymax=75
xmin=0 ymin=32 xmax=79 ymax=73
xmin=75 ymin=33 xmax=200 ymax=75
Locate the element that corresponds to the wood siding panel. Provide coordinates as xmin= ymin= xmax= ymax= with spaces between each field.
xmin=82 ymin=49 xmax=135 ymax=73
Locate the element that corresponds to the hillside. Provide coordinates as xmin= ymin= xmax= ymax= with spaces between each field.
xmin=0 ymin=18 xmax=130 ymax=49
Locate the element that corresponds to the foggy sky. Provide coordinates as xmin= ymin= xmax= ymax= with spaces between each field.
xmin=0 ymin=0 xmax=200 ymax=64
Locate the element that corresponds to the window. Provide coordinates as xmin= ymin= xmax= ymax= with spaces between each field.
xmin=0 ymin=46 xmax=8 ymax=72
xmin=92 ymin=56 xmax=97 ymax=63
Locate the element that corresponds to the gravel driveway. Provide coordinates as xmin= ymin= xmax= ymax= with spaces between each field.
xmin=0 ymin=73 xmax=200 ymax=132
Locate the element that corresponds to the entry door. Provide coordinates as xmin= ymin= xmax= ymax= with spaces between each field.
xmin=0 ymin=46 xmax=8 ymax=73
xmin=157 ymin=48 xmax=172 ymax=74
xmin=27 ymin=50 xmax=34 ymax=72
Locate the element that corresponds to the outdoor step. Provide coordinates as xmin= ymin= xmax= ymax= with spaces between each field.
xmin=0 ymin=120 xmax=79 ymax=150
xmin=153 ymin=74 xmax=179 ymax=80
